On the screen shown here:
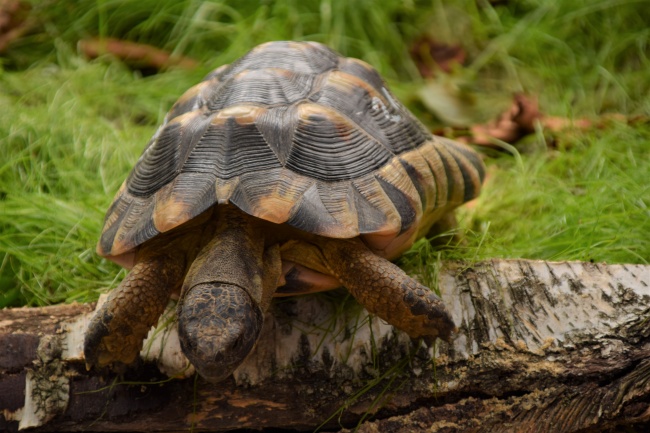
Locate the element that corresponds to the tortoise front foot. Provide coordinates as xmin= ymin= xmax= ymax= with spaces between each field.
xmin=177 ymin=282 xmax=263 ymax=383
xmin=84 ymin=253 xmax=184 ymax=371
xmin=84 ymin=297 xmax=139 ymax=371
xmin=321 ymin=239 xmax=456 ymax=342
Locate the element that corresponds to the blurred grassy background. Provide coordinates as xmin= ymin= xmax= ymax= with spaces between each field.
xmin=1 ymin=0 xmax=648 ymax=308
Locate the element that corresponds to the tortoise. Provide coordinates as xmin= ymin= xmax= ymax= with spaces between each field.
xmin=84 ymin=41 xmax=485 ymax=383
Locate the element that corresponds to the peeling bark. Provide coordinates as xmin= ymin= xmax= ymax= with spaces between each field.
xmin=1 ymin=260 xmax=649 ymax=432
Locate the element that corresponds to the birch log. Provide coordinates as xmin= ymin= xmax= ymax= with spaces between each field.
xmin=1 ymin=259 xmax=649 ymax=432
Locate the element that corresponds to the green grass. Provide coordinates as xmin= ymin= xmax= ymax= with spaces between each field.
xmin=460 ymin=124 xmax=650 ymax=263
xmin=1 ymin=0 xmax=649 ymax=308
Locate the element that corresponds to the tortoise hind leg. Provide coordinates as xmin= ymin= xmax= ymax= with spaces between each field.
xmin=318 ymin=238 xmax=456 ymax=342
xmin=426 ymin=212 xmax=462 ymax=247
xmin=84 ymin=250 xmax=186 ymax=370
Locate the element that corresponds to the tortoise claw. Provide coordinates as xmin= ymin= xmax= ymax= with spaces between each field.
xmin=421 ymin=324 xmax=458 ymax=347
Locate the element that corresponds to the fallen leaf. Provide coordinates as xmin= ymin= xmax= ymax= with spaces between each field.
xmin=410 ymin=36 xmax=466 ymax=78
xmin=439 ymin=92 xmax=648 ymax=151
xmin=418 ymin=77 xmax=477 ymax=127
xmin=79 ymin=38 xmax=198 ymax=72
xmin=541 ymin=116 xmax=593 ymax=132
xmin=468 ymin=93 xmax=541 ymax=148
xmin=0 ymin=0 xmax=31 ymax=53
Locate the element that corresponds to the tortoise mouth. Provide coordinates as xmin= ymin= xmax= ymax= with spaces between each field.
xmin=177 ymin=282 xmax=263 ymax=382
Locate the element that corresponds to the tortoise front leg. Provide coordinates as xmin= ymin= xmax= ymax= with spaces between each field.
xmin=319 ymin=238 xmax=456 ymax=342
xmin=84 ymin=250 xmax=186 ymax=370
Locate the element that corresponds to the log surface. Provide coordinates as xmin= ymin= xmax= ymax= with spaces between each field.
xmin=1 ymin=259 xmax=649 ymax=432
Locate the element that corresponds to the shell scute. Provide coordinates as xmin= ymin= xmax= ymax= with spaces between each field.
xmin=224 ymin=41 xmax=339 ymax=79
xmin=206 ymin=69 xmax=316 ymax=111
xmin=285 ymin=103 xmax=393 ymax=182
xmin=182 ymin=107 xmax=282 ymax=180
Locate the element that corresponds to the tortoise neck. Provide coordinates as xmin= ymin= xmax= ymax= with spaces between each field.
xmin=180 ymin=205 xmax=268 ymax=307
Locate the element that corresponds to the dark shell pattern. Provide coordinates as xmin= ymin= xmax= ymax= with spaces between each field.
xmin=99 ymin=41 xmax=485 ymax=260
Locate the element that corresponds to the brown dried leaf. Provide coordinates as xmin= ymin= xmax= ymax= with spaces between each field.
xmin=0 ymin=0 xmax=31 ymax=53
xmin=468 ymin=93 xmax=541 ymax=148
xmin=446 ymin=93 xmax=648 ymax=151
xmin=541 ymin=116 xmax=593 ymax=131
xmin=410 ymin=36 xmax=467 ymax=78
xmin=79 ymin=38 xmax=198 ymax=71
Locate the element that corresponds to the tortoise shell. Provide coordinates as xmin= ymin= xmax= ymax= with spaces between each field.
xmin=98 ymin=41 xmax=485 ymax=267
